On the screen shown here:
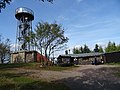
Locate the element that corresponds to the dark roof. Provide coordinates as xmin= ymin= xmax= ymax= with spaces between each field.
xmin=59 ymin=52 xmax=103 ymax=58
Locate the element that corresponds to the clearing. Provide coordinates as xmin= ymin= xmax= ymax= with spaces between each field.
xmin=0 ymin=64 xmax=120 ymax=90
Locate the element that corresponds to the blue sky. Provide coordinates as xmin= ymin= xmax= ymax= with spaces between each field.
xmin=0 ymin=0 xmax=120 ymax=55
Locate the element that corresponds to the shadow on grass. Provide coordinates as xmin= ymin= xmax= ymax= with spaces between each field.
xmin=0 ymin=63 xmax=35 ymax=69
xmin=0 ymin=84 xmax=16 ymax=90
xmin=0 ymin=80 xmax=69 ymax=90
xmin=19 ymin=81 xmax=69 ymax=90
xmin=0 ymin=72 xmax=69 ymax=90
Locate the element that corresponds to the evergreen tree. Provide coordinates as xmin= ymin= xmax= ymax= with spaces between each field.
xmin=80 ymin=46 xmax=83 ymax=53
xmin=94 ymin=44 xmax=99 ymax=52
xmin=93 ymin=44 xmax=104 ymax=53
xmin=111 ymin=42 xmax=117 ymax=51
xmin=116 ymin=44 xmax=120 ymax=51
xmin=73 ymin=47 xmax=80 ymax=54
xmin=83 ymin=44 xmax=91 ymax=53
xmin=99 ymin=46 xmax=104 ymax=53
xmin=105 ymin=41 xmax=117 ymax=52
xmin=65 ymin=50 xmax=68 ymax=55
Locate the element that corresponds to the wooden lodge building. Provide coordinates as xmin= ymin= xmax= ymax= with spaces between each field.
xmin=57 ymin=51 xmax=120 ymax=65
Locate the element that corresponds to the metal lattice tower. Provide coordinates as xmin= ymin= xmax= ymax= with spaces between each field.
xmin=15 ymin=7 xmax=34 ymax=51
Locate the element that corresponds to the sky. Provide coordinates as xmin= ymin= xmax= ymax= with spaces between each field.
xmin=0 ymin=0 xmax=120 ymax=56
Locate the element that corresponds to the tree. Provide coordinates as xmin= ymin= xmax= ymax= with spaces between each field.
xmin=105 ymin=41 xmax=117 ymax=52
xmin=72 ymin=45 xmax=91 ymax=54
xmin=73 ymin=47 xmax=76 ymax=54
xmin=0 ymin=35 xmax=10 ymax=63
xmin=99 ymin=46 xmax=104 ymax=53
xmin=73 ymin=47 xmax=80 ymax=54
xmin=0 ymin=0 xmax=54 ymax=12
xmin=34 ymin=21 xmax=68 ymax=59
xmin=65 ymin=50 xmax=68 ymax=55
xmin=80 ymin=46 xmax=84 ymax=53
xmin=116 ymin=44 xmax=120 ymax=51
xmin=68 ymin=49 xmax=70 ymax=54
xmin=0 ymin=0 xmax=11 ymax=12
xmin=83 ymin=44 xmax=91 ymax=53
xmin=93 ymin=44 xmax=104 ymax=53
xmin=94 ymin=44 xmax=99 ymax=52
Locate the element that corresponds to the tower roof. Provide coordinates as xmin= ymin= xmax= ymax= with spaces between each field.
xmin=15 ymin=7 xmax=34 ymax=21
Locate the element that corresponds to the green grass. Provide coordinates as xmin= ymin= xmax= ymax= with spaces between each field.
xmin=107 ymin=62 xmax=120 ymax=65
xmin=0 ymin=70 xmax=69 ymax=90
xmin=0 ymin=63 xmax=76 ymax=90
xmin=0 ymin=63 xmax=79 ymax=71
xmin=37 ymin=65 xmax=79 ymax=71
xmin=0 ymin=63 xmax=33 ymax=69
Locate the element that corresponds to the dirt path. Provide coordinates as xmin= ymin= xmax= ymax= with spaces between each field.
xmin=60 ymin=65 xmax=120 ymax=90
xmin=15 ymin=65 xmax=120 ymax=90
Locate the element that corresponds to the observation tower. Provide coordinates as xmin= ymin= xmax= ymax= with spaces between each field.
xmin=15 ymin=7 xmax=34 ymax=51
xmin=11 ymin=7 xmax=46 ymax=63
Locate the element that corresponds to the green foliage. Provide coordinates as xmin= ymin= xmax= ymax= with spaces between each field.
xmin=99 ymin=46 xmax=104 ymax=52
xmin=94 ymin=44 xmax=99 ymax=52
xmin=0 ymin=35 xmax=10 ymax=63
xmin=83 ymin=44 xmax=91 ymax=53
xmin=34 ymin=21 xmax=68 ymax=58
xmin=105 ymin=41 xmax=120 ymax=53
xmin=73 ymin=45 xmax=91 ymax=54
xmin=0 ymin=0 xmax=12 ymax=12
xmin=94 ymin=44 xmax=104 ymax=53
xmin=72 ymin=41 xmax=120 ymax=54
xmin=73 ymin=47 xmax=80 ymax=54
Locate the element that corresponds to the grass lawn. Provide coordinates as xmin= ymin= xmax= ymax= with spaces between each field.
xmin=0 ymin=73 xmax=69 ymax=90
xmin=0 ymin=63 xmax=78 ymax=90
xmin=0 ymin=63 xmax=78 ymax=71
xmin=107 ymin=62 xmax=120 ymax=65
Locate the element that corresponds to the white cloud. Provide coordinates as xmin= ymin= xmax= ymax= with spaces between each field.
xmin=70 ymin=21 xmax=112 ymax=28
xmin=57 ymin=15 xmax=68 ymax=22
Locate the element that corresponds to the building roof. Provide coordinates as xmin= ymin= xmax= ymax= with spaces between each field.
xmin=58 ymin=52 xmax=103 ymax=58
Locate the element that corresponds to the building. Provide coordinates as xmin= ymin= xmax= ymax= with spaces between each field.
xmin=10 ymin=7 xmax=48 ymax=64
xmin=57 ymin=52 xmax=103 ymax=65
xmin=57 ymin=51 xmax=120 ymax=65
xmin=103 ymin=51 xmax=120 ymax=63
xmin=11 ymin=51 xmax=48 ymax=63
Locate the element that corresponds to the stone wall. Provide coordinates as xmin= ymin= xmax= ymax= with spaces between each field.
xmin=11 ymin=51 xmax=37 ymax=63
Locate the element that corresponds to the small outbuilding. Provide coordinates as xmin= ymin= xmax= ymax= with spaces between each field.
xmin=10 ymin=50 xmax=48 ymax=63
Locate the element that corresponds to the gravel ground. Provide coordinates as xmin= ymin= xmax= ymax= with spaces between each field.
xmin=15 ymin=65 xmax=120 ymax=90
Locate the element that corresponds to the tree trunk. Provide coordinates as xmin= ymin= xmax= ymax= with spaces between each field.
xmin=45 ymin=49 xmax=48 ymax=59
xmin=1 ymin=57 xmax=4 ymax=64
